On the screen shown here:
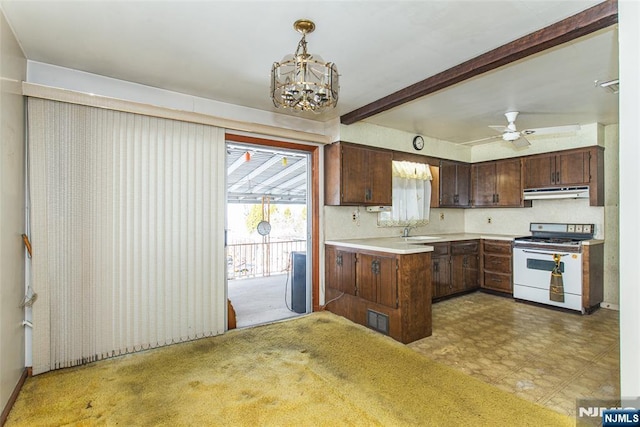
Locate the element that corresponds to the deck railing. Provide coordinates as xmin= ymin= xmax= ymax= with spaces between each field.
xmin=227 ymin=239 xmax=306 ymax=279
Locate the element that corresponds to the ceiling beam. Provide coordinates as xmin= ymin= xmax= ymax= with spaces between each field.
xmin=340 ymin=0 xmax=618 ymax=125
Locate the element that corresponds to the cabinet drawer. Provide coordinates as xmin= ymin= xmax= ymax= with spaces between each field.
xmin=483 ymin=241 xmax=512 ymax=255
xmin=483 ymin=254 xmax=512 ymax=273
xmin=483 ymin=272 xmax=512 ymax=293
xmin=431 ymin=243 xmax=449 ymax=256
xmin=451 ymin=241 xmax=478 ymax=255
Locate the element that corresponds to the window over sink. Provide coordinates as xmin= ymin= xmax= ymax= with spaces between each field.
xmin=378 ymin=160 xmax=432 ymax=227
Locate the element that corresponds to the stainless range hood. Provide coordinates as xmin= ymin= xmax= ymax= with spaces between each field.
xmin=523 ymin=186 xmax=590 ymax=200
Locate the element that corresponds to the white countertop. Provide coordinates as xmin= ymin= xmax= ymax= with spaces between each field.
xmin=325 ymin=233 xmax=522 ymax=255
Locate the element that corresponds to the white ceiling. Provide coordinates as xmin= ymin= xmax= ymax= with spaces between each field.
xmin=0 ymin=1 xmax=619 ymax=144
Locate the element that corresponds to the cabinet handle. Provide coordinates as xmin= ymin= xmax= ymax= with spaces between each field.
xmin=551 ymin=172 xmax=555 ymax=183
xmin=496 ymin=194 xmax=499 ymax=203
xmin=556 ymin=171 xmax=560 ymax=183
xmin=336 ymin=254 xmax=343 ymax=267
xmin=371 ymin=260 xmax=380 ymax=275
xmin=434 ymin=261 xmax=439 ymax=273
xmin=365 ymin=188 xmax=372 ymax=201
xmin=491 ymin=277 xmax=502 ymax=283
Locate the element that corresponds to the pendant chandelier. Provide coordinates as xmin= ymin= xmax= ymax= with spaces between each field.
xmin=270 ymin=19 xmax=339 ymax=113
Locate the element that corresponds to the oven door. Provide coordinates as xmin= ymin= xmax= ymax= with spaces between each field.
xmin=513 ymin=247 xmax=583 ymax=311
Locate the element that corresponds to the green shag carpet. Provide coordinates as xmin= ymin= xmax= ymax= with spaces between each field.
xmin=7 ymin=311 xmax=573 ymax=426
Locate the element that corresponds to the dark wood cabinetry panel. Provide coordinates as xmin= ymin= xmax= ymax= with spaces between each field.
xmin=324 ymin=245 xmax=431 ymax=344
xmin=439 ymin=161 xmax=470 ymax=207
xmin=471 ymin=162 xmax=496 ymax=206
xmin=524 ymin=150 xmax=590 ymax=188
xmin=432 ymin=240 xmax=479 ymax=301
xmin=325 ymin=246 xmax=356 ymax=296
xmin=357 ymin=253 xmax=397 ymax=309
xmin=324 ymin=142 xmax=392 ymax=206
xmin=367 ymin=149 xmax=394 ymax=205
xmin=481 ymin=240 xmax=513 ymax=294
xmin=430 ymin=243 xmax=451 ymax=299
xmin=523 ymin=146 xmax=604 ymax=206
xmin=472 ymin=158 xmax=525 ymax=207
xmin=451 ymin=241 xmax=480 ymax=294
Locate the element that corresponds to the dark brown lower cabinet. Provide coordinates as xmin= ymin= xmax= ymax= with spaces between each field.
xmin=481 ymin=240 xmax=513 ymax=294
xmin=325 ymin=245 xmax=432 ymax=344
xmin=430 ymin=243 xmax=450 ymax=299
xmin=357 ymin=253 xmax=397 ymax=308
xmin=432 ymin=240 xmax=479 ymax=301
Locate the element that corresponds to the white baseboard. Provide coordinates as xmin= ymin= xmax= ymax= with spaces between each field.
xmin=600 ymin=301 xmax=619 ymax=311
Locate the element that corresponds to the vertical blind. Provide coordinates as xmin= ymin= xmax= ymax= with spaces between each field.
xmin=28 ymin=99 xmax=226 ymax=374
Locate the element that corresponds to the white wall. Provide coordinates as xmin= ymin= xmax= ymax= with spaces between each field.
xmin=618 ymin=0 xmax=640 ymax=402
xmin=0 ymin=7 xmax=26 ymax=417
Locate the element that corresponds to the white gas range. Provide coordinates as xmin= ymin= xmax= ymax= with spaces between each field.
xmin=513 ymin=223 xmax=596 ymax=313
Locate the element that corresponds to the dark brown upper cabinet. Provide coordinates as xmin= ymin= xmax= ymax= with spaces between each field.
xmin=523 ymin=146 xmax=604 ymax=206
xmin=439 ymin=160 xmax=470 ymax=208
xmin=471 ymin=158 xmax=527 ymax=207
xmin=325 ymin=142 xmax=393 ymax=206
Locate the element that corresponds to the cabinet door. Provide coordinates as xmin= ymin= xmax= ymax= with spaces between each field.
xmin=367 ymin=149 xmax=393 ymax=205
xmin=557 ymin=150 xmax=590 ymax=186
xmin=357 ymin=253 xmax=397 ymax=308
xmin=462 ymin=254 xmax=479 ymax=291
xmin=440 ymin=161 xmax=470 ymax=207
xmin=431 ymin=256 xmax=450 ymax=299
xmin=456 ymin=163 xmax=471 ymax=206
xmin=325 ymin=246 xmax=339 ymax=290
xmin=439 ymin=161 xmax=458 ymax=206
xmin=451 ymin=254 xmax=479 ymax=293
xmin=471 ymin=162 xmax=497 ymax=206
xmin=524 ymin=154 xmax=554 ymax=188
xmin=325 ymin=247 xmax=356 ymax=295
xmin=340 ymin=145 xmax=369 ymax=204
xmin=495 ymin=158 xmax=523 ymax=207
xmin=376 ymin=255 xmax=398 ymax=308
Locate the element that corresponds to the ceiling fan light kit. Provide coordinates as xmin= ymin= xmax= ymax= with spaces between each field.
xmin=270 ymin=19 xmax=339 ymax=113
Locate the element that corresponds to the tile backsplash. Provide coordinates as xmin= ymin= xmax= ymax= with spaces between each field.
xmin=324 ymin=198 xmax=604 ymax=240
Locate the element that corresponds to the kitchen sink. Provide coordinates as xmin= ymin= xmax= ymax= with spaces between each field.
xmin=404 ymin=235 xmax=439 ymax=241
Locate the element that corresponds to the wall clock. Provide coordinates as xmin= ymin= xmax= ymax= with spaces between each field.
xmin=257 ymin=220 xmax=271 ymax=236
xmin=413 ymin=135 xmax=424 ymax=151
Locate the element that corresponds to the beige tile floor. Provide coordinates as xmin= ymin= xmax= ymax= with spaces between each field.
xmin=408 ymin=292 xmax=620 ymax=418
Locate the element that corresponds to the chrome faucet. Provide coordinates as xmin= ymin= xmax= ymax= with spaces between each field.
xmin=402 ymin=226 xmax=412 ymax=238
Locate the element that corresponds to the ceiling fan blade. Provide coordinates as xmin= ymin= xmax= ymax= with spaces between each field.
xmin=488 ymin=125 xmax=507 ymax=133
xmin=511 ymin=135 xmax=531 ymax=148
xmin=459 ymin=135 xmax=502 ymax=146
xmin=522 ymin=124 xmax=580 ymax=136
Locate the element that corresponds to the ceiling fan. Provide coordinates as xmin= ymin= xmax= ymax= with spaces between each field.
xmin=462 ymin=111 xmax=580 ymax=147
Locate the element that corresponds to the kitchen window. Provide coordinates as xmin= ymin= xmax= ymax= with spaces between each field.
xmin=378 ymin=161 xmax=432 ymax=227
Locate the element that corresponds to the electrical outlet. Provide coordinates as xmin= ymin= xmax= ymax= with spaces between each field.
xmin=487 ymin=217 xmax=492 ymax=224
xmin=439 ymin=213 xmax=445 ymax=221
xmin=352 ymin=212 xmax=358 ymax=222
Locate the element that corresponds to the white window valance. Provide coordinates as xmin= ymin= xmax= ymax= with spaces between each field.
xmin=392 ymin=161 xmax=433 ymax=181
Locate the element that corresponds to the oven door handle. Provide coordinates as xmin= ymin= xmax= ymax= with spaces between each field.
xmin=520 ymin=249 xmax=572 ymax=257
